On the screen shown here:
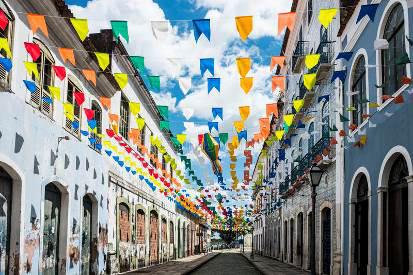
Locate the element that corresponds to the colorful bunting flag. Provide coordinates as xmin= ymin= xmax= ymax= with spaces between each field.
xmin=130 ymin=56 xmax=144 ymax=72
xmin=208 ymin=121 xmax=219 ymax=132
xmin=53 ymin=66 xmax=66 ymax=81
xmin=151 ymin=21 xmax=169 ymax=39
xmin=293 ymin=99 xmax=304 ymax=113
xmin=59 ymin=48 xmax=76 ymax=66
xmin=176 ymin=134 xmax=187 ymax=144
xmin=48 ymin=86 xmax=61 ymax=101
xmin=266 ymin=103 xmax=278 ymax=118
xmin=305 ymin=54 xmax=320 ymax=70
xmin=239 ymin=106 xmax=250 ymax=121
xmin=272 ymin=76 xmax=285 ymax=91
xmin=114 ymin=73 xmax=128 ymax=90
xmin=318 ymin=8 xmax=337 ymax=29
xmin=236 ymin=58 xmax=251 ymax=77
xmin=149 ymin=76 xmax=160 ymax=91
xmin=179 ymin=77 xmax=192 ymax=95
xmin=63 ymin=103 xmax=74 ymax=121
xmin=95 ymin=52 xmax=110 ymax=71
xmin=27 ymin=14 xmax=48 ymax=37
xmin=235 ymin=16 xmax=253 ymax=41
xmin=70 ymin=18 xmax=89 ymax=41
xmin=278 ymin=12 xmax=296 ymax=34
xmin=111 ymin=20 xmax=129 ymax=43
xmin=212 ymin=107 xmax=223 ymax=120
xmin=303 ymin=73 xmax=317 ymax=90
xmin=234 ymin=120 xmax=244 ymax=133
xmin=160 ymin=120 xmax=170 ymax=131
xmin=129 ymin=102 xmax=140 ymax=115
xmin=23 ymin=80 xmax=36 ymax=93
xmin=357 ymin=4 xmax=380 ymax=23
xmin=193 ymin=19 xmax=211 ymax=42
xmin=275 ymin=130 xmax=284 ymax=141
xmin=200 ymin=58 xmax=214 ymax=76
xmin=84 ymin=108 xmax=95 ymax=120
xmin=100 ymin=97 xmax=111 ymax=110
xmin=157 ymin=105 xmax=169 ymax=120
xmin=331 ymin=70 xmax=347 ymax=83
xmin=219 ymin=133 xmax=229 ymax=145
xmin=0 ymin=38 xmax=11 ymax=58
xmin=74 ymin=91 xmax=85 ymax=105
xmin=240 ymin=77 xmax=253 ymax=94
xmin=0 ymin=10 xmax=9 ymax=31
xmin=24 ymin=61 xmax=39 ymax=79
xmin=208 ymin=78 xmax=220 ymax=93
xmin=82 ymin=69 xmax=96 ymax=86
xmin=0 ymin=57 xmax=11 ymax=72
xmin=336 ymin=52 xmax=353 ymax=61
xmin=284 ymin=114 xmax=294 ymax=127
xmin=136 ymin=117 xmax=145 ymax=130
xmin=270 ymin=56 xmax=285 ymax=71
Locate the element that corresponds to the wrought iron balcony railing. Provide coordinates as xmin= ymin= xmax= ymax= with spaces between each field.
xmin=292 ymin=41 xmax=310 ymax=71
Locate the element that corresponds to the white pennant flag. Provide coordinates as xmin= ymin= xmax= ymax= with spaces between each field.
xmin=151 ymin=21 xmax=169 ymax=40
xmin=183 ymin=122 xmax=195 ymax=129
xmin=179 ymin=77 xmax=192 ymax=95
xmin=182 ymin=108 xmax=194 ymax=120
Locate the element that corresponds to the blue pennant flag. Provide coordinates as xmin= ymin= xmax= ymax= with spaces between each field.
xmin=95 ymin=144 xmax=102 ymax=150
xmin=336 ymin=52 xmax=353 ymax=61
xmin=131 ymin=170 xmax=137 ymax=175
xmin=81 ymin=130 xmax=89 ymax=136
xmin=113 ymin=156 xmax=119 ymax=162
xmin=284 ymin=139 xmax=291 ymax=146
xmin=214 ymin=136 xmax=220 ymax=144
xmin=208 ymin=78 xmax=220 ymax=93
xmin=0 ymin=57 xmax=12 ymax=72
xmin=193 ymin=19 xmax=211 ymax=42
xmin=105 ymin=150 xmax=112 ymax=156
xmin=72 ymin=120 xmax=80 ymax=129
xmin=139 ymin=175 xmax=144 ymax=180
xmin=23 ymin=80 xmax=37 ymax=93
xmin=318 ymin=95 xmax=330 ymax=103
xmin=357 ymin=4 xmax=380 ymax=23
xmin=238 ymin=130 xmax=247 ymax=141
xmin=331 ymin=70 xmax=347 ymax=83
xmin=42 ymin=97 xmax=52 ymax=104
xmin=212 ymin=107 xmax=223 ymax=120
xmin=208 ymin=121 xmax=219 ymax=132
xmin=87 ymin=119 xmax=97 ymax=129
xmin=200 ymin=58 xmax=214 ymax=76
xmin=278 ymin=149 xmax=285 ymax=161
xmin=125 ymin=166 xmax=131 ymax=172
xmin=88 ymin=137 xmax=96 ymax=144
xmin=118 ymin=161 xmax=124 ymax=167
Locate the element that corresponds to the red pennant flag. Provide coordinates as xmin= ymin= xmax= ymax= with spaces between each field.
xmin=24 ymin=42 xmax=41 ymax=61
xmin=394 ymin=95 xmax=404 ymax=104
xmin=198 ymin=134 xmax=204 ymax=145
xmin=83 ymin=108 xmax=95 ymax=120
xmin=53 ymin=65 xmax=66 ymax=81
xmin=106 ymin=129 xmax=115 ymax=137
xmin=74 ymin=91 xmax=85 ymax=105
xmin=0 ymin=10 xmax=9 ymax=31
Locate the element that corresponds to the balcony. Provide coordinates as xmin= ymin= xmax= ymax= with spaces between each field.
xmin=292 ymin=41 xmax=310 ymax=73
xmin=314 ymin=42 xmax=334 ymax=84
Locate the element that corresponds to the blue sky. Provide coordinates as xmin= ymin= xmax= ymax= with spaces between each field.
xmin=68 ymin=0 xmax=290 ymax=211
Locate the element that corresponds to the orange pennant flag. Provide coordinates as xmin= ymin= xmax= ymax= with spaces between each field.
xmin=266 ymin=103 xmax=278 ymax=118
xmin=259 ymin=117 xmax=270 ymax=136
xmin=109 ymin=113 xmax=119 ymax=124
xmin=82 ymin=69 xmax=96 ymax=86
xmin=270 ymin=56 xmax=286 ymax=71
xmin=278 ymin=12 xmax=296 ymax=35
xmin=27 ymin=14 xmax=48 ymax=37
xmin=272 ymin=76 xmax=285 ymax=91
xmin=100 ymin=97 xmax=111 ymax=110
xmin=59 ymin=48 xmax=76 ymax=66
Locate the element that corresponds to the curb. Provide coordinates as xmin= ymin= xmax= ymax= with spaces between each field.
xmin=240 ymin=253 xmax=266 ymax=275
xmin=182 ymin=252 xmax=221 ymax=275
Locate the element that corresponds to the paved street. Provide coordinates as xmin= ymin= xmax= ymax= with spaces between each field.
xmin=190 ymin=251 xmax=261 ymax=275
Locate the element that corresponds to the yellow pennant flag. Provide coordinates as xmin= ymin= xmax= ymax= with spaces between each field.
xmin=95 ymin=52 xmax=110 ymax=71
xmin=232 ymin=135 xmax=239 ymax=148
xmin=0 ymin=38 xmax=12 ymax=58
xmin=369 ymin=102 xmax=380 ymax=108
xmin=129 ymin=102 xmax=140 ymax=115
xmin=24 ymin=61 xmax=39 ymax=80
xmin=293 ymin=99 xmax=305 ymax=113
xmin=114 ymin=73 xmax=128 ymax=90
xmin=235 ymin=16 xmax=253 ymax=41
xmin=176 ymin=134 xmax=187 ymax=144
xmin=275 ymin=130 xmax=284 ymax=141
xmin=70 ymin=18 xmax=89 ymax=41
xmin=305 ymin=54 xmax=320 ymax=70
xmin=48 ymin=86 xmax=61 ymax=101
xmin=303 ymin=73 xmax=317 ymax=91
xmin=236 ymin=57 xmax=251 ymax=77
xmin=239 ymin=106 xmax=250 ymax=121
xmin=240 ymin=77 xmax=253 ymax=94
xmin=234 ymin=120 xmax=244 ymax=133
xmin=318 ymin=8 xmax=337 ymax=29
xmin=63 ymin=102 xmax=74 ymax=121
xmin=284 ymin=114 xmax=294 ymax=126
xmin=136 ymin=117 xmax=145 ymax=130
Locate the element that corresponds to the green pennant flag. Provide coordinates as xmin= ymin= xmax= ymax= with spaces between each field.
xmin=130 ymin=56 xmax=145 ymax=72
xmin=157 ymin=105 xmax=169 ymax=120
xmin=160 ymin=120 xmax=169 ymax=131
xmin=180 ymin=155 xmax=187 ymax=162
xmin=329 ymin=125 xmax=338 ymax=131
xmin=219 ymin=133 xmax=229 ymax=145
xmin=189 ymin=170 xmax=195 ymax=176
xmin=339 ymin=113 xmax=350 ymax=122
xmin=395 ymin=52 xmax=411 ymax=65
xmin=111 ymin=21 xmax=129 ymax=43
xmin=149 ymin=76 xmax=161 ymax=91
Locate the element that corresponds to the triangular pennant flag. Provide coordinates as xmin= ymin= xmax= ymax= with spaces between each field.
xmin=129 ymin=102 xmax=140 ymax=115
xmin=82 ymin=69 xmax=96 ymax=86
xmin=70 ymin=18 xmax=89 ymax=41
xmin=95 ymin=52 xmax=110 ymax=71
xmin=266 ymin=103 xmax=278 ymax=118
xmin=239 ymin=106 xmax=250 ymax=121
xmin=270 ymin=56 xmax=285 ymax=71
xmin=208 ymin=121 xmax=219 ymax=132
xmin=27 ymin=14 xmax=48 ymax=37
xmin=24 ymin=61 xmax=39 ymax=80
xmin=0 ymin=10 xmax=9 ymax=31
xmin=53 ymin=66 xmax=66 ymax=81
xmin=176 ymin=134 xmax=187 ymax=145
xmin=339 ymin=113 xmax=350 ymax=122
xmin=357 ymin=4 xmax=380 ymax=23
xmin=293 ymin=99 xmax=304 ymax=113
xmin=149 ymin=76 xmax=160 ymax=91
xmin=74 ymin=91 xmax=85 ymax=105
xmin=24 ymin=42 xmax=40 ymax=61
xmin=179 ymin=77 xmax=192 ymax=95
xmin=275 ymin=130 xmax=284 ymax=141
xmin=284 ymin=114 xmax=294 ymax=127
xmin=238 ymin=130 xmax=247 ymax=142
xmin=157 ymin=105 xmax=169 ymax=120
xmin=331 ymin=70 xmax=347 ymax=83
xmin=303 ymin=73 xmax=317 ymax=90
xmin=234 ymin=120 xmax=244 ymax=133
xmin=212 ymin=107 xmax=223 ymax=120
xmin=83 ymin=108 xmax=95 ymax=120
xmin=336 ymin=52 xmax=353 ymax=61
xmin=23 ymin=80 xmax=37 ymax=93
xmin=63 ymin=103 xmax=74 ymax=121
xmin=235 ymin=16 xmax=253 ymax=41
xmin=130 ymin=56 xmax=145 ymax=72
xmin=318 ymin=8 xmax=337 ymax=29
xmin=200 ymin=58 xmax=214 ymax=76
xmin=272 ymin=76 xmax=285 ymax=91
xmin=59 ymin=48 xmax=76 ymax=66
xmin=193 ymin=19 xmax=211 ymax=42
xmin=183 ymin=108 xmax=194 ymax=120
xmin=240 ymin=77 xmax=253 ymax=94
xmin=114 ymin=73 xmax=128 ymax=90
xmin=160 ymin=121 xmax=170 ymax=131
xmin=48 ymin=86 xmax=61 ymax=101
xmin=111 ymin=20 xmax=129 ymax=43
xmin=236 ymin=58 xmax=251 ymax=77
xmin=136 ymin=117 xmax=145 ymax=130
xmin=208 ymin=78 xmax=220 ymax=93
xmin=151 ymin=21 xmax=169 ymax=40
xmin=305 ymin=54 xmax=320 ymax=70
xmin=219 ymin=133 xmax=229 ymax=145
xmin=278 ymin=12 xmax=296 ymax=34
xmin=100 ymin=97 xmax=111 ymax=110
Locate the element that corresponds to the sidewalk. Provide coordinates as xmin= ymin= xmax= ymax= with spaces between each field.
xmin=123 ymin=252 xmax=220 ymax=274
xmin=241 ymin=249 xmax=309 ymax=275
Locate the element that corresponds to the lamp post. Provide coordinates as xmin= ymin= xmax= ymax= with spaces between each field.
xmin=309 ymin=166 xmax=324 ymax=275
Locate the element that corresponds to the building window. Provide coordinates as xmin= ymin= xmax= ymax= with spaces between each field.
xmin=321 ymin=101 xmax=329 ymax=137
xmin=29 ymin=40 xmax=54 ymax=118
xmin=90 ymin=101 xmax=102 ymax=151
xmin=65 ymin=80 xmax=82 ymax=138
xmin=0 ymin=1 xmax=14 ymax=88
xmin=150 ymin=132 xmax=158 ymax=166
xmin=308 ymin=122 xmax=315 ymax=151
xmin=307 ymin=0 xmax=313 ymax=25
xmin=119 ymin=95 xmax=130 ymax=140
xmin=351 ymin=56 xmax=367 ymax=127
xmin=381 ymin=4 xmax=406 ymax=95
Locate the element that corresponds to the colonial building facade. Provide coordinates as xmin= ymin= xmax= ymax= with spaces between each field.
xmin=0 ymin=0 xmax=210 ymax=274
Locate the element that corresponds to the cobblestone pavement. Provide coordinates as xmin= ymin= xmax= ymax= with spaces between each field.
xmin=189 ymin=250 xmax=262 ymax=275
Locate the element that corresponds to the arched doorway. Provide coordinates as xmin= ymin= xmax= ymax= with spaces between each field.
xmin=297 ymin=213 xmax=303 ymax=267
xmin=43 ymin=183 xmax=62 ymax=274
xmin=149 ymin=211 xmax=159 ymax=265
xmin=289 ymin=218 xmax=294 ymax=263
xmin=354 ymin=175 xmax=369 ymax=275
xmin=322 ymin=207 xmax=332 ymax=275
xmin=386 ymin=155 xmax=409 ymax=274
xmin=169 ymin=221 xmax=175 ymax=259
xmin=118 ymin=202 xmax=131 ymax=272
xmin=161 ymin=218 xmax=167 ymax=262
xmin=136 ymin=209 xmax=145 ymax=268
xmin=0 ymin=167 xmax=12 ymax=273
xmin=81 ymin=195 xmax=95 ymax=274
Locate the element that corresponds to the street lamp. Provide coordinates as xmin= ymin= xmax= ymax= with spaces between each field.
xmin=309 ymin=166 xmax=324 ymax=275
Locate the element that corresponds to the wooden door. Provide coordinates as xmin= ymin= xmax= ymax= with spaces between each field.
xmin=0 ymin=167 xmax=12 ymax=274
